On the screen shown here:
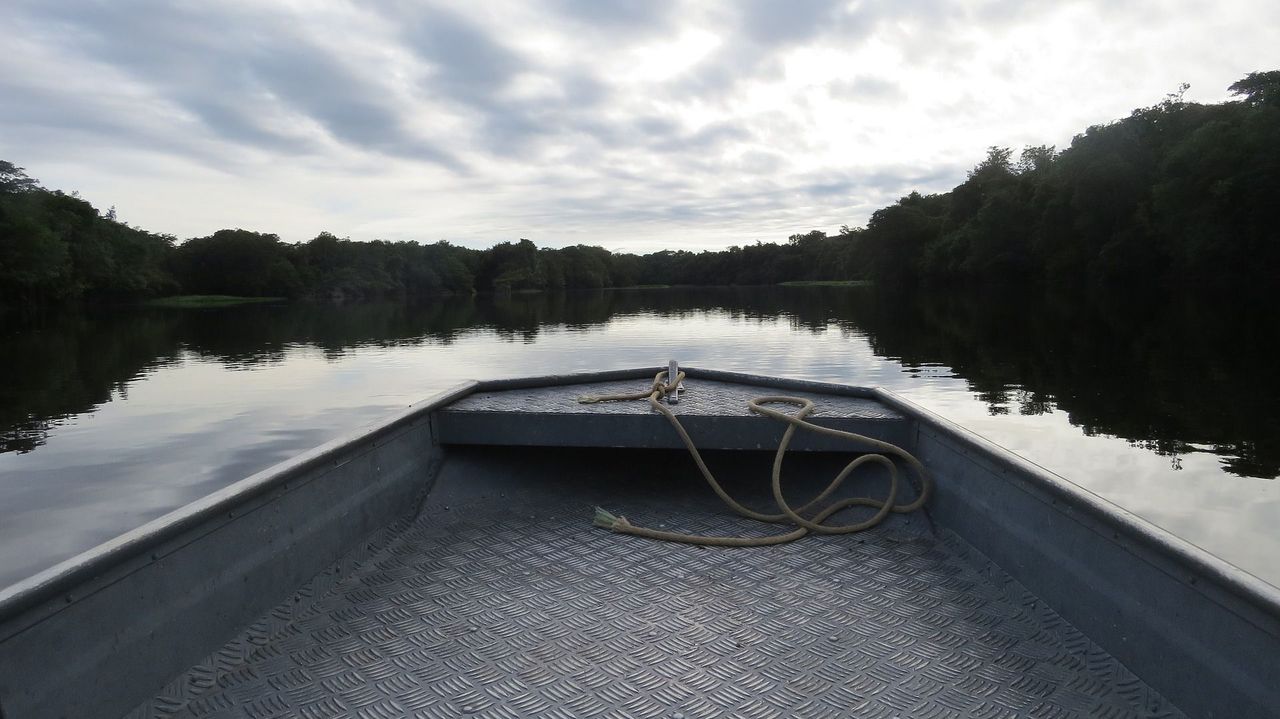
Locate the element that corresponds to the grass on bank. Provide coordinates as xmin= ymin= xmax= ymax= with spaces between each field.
xmin=146 ymin=295 xmax=285 ymax=307
xmin=777 ymin=280 xmax=871 ymax=287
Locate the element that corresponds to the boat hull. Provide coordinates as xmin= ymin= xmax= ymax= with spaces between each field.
xmin=0 ymin=367 xmax=1275 ymax=718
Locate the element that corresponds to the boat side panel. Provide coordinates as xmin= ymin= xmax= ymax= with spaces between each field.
xmin=436 ymin=412 xmax=912 ymax=453
xmin=0 ymin=414 xmax=441 ymax=719
xmin=911 ymin=417 xmax=1280 ymax=718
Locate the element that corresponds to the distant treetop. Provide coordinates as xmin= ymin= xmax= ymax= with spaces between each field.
xmin=0 ymin=161 xmax=40 ymax=194
xmin=1229 ymin=70 xmax=1280 ymax=107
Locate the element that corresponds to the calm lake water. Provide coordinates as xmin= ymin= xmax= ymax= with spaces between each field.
xmin=1 ymin=286 xmax=1277 ymax=591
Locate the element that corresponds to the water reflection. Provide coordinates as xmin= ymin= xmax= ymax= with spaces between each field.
xmin=5 ymin=288 xmax=1276 ymax=477
xmin=851 ymin=287 xmax=1280 ymax=479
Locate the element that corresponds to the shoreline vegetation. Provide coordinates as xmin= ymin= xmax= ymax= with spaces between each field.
xmin=777 ymin=280 xmax=871 ymax=288
xmin=146 ymin=295 xmax=286 ymax=307
xmin=1 ymin=71 xmax=1276 ymax=309
xmin=145 ymin=282 xmax=861 ymax=306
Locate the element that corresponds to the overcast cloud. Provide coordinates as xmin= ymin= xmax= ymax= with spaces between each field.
xmin=2 ymin=0 xmax=1276 ymax=251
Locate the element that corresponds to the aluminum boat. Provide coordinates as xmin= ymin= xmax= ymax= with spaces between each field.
xmin=0 ymin=365 xmax=1276 ymax=718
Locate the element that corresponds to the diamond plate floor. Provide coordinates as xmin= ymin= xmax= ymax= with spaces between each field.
xmin=134 ymin=453 xmax=1182 ymax=719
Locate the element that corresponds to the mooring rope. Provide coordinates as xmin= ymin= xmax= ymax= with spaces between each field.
xmin=580 ymin=370 xmax=931 ymax=546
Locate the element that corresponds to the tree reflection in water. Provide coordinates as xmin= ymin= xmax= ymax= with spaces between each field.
xmin=1 ymin=286 xmax=1275 ymax=478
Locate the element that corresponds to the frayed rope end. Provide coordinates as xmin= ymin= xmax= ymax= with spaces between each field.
xmin=592 ymin=507 xmax=623 ymax=530
xmin=593 ymin=507 xmax=619 ymax=528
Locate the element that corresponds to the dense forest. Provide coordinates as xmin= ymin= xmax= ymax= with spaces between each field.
xmin=1 ymin=71 xmax=1276 ymax=305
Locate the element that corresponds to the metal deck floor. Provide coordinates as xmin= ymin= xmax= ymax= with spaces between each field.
xmin=134 ymin=458 xmax=1181 ymax=719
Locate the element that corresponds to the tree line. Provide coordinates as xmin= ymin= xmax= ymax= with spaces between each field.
xmin=2 ymin=71 xmax=1276 ymax=305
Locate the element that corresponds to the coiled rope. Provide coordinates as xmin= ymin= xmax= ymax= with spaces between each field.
xmin=580 ymin=370 xmax=931 ymax=546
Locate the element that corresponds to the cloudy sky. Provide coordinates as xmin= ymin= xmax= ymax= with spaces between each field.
xmin=2 ymin=1 xmax=1276 ymax=252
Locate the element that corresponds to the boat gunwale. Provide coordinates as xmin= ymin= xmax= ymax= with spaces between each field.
xmin=2 ymin=365 xmax=1276 ymax=636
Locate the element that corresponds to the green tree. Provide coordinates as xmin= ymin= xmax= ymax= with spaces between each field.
xmin=0 ymin=161 xmax=40 ymax=194
xmin=174 ymin=229 xmax=301 ymax=297
xmin=0 ymin=204 xmax=70 ymax=301
xmin=1229 ymin=70 xmax=1280 ymax=107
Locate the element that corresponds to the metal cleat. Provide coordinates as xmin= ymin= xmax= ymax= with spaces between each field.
xmin=667 ymin=359 xmax=684 ymax=405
